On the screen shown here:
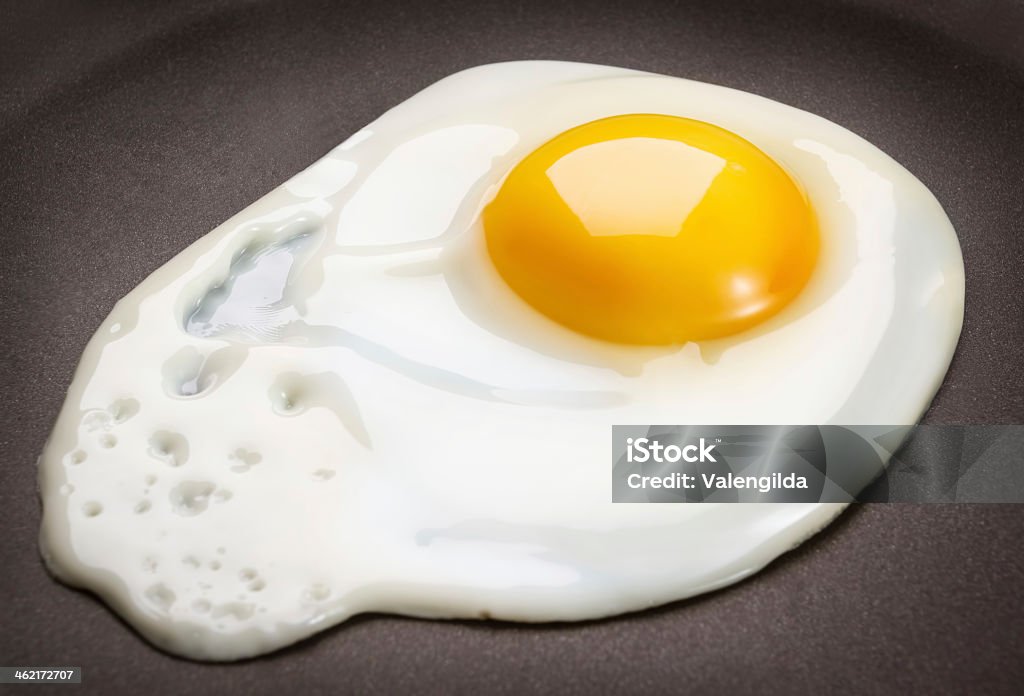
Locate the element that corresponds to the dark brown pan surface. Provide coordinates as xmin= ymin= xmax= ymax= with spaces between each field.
xmin=1 ymin=1 xmax=1022 ymax=693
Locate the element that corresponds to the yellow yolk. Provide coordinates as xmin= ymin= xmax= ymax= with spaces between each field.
xmin=483 ymin=114 xmax=819 ymax=344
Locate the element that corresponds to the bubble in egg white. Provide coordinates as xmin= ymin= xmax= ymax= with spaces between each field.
xmin=38 ymin=61 xmax=963 ymax=660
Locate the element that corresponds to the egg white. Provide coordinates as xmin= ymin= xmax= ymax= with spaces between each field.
xmin=38 ymin=61 xmax=964 ymax=660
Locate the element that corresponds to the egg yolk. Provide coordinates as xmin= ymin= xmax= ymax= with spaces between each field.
xmin=483 ymin=114 xmax=819 ymax=344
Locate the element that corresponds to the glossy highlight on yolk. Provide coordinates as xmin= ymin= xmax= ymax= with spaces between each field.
xmin=483 ymin=114 xmax=819 ymax=344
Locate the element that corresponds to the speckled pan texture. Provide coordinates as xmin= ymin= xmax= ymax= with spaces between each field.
xmin=1 ymin=0 xmax=1022 ymax=694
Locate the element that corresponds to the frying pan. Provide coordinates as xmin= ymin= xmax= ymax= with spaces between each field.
xmin=1 ymin=0 xmax=1022 ymax=693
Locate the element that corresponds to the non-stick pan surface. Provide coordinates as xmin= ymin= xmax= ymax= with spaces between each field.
xmin=1 ymin=0 xmax=1022 ymax=693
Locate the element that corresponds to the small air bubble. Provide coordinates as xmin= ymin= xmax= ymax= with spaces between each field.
xmin=168 ymin=481 xmax=215 ymax=516
xmin=145 ymin=474 xmax=157 ymax=485
xmin=269 ymin=376 xmax=308 ymax=416
xmin=83 ymin=411 xmax=112 ymax=432
xmin=248 ymin=579 xmax=266 ymax=592
xmin=312 ymin=468 xmax=335 ymax=482
xmin=148 ymin=431 xmax=189 ymax=467
xmin=210 ymin=560 xmax=222 ymax=571
xmin=82 ymin=501 xmax=103 ymax=517
xmin=134 ymin=500 xmax=151 ymax=514
xmin=229 ymin=448 xmax=261 ymax=473
xmin=68 ymin=450 xmax=87 ymax=465
xmin=99 ymin=434 xmax=117 ymax=448
xmin=59 ymin=484 xmax=74 ymax=496
xmin=192 ymin=599 xmax=211 ymax=614
xmin=304 ymin=583 xmax=330 ymax=602
xmin=212 ymin=602 xmax=255 ymax=621
xmin=144 ymin=583 xmax=176 ymax=612
xmin=213 ymin=489 xmax=233 ymax=503
xmin=108 ymin=398 xmax=140 ymax=423
xmin=239 ymin=568 xmax=257 ymax=582
xmin=183 ymin=556 xmax=200 ymax=569
xmin=142 ymin=557 xmax=158 ymax=573
xmin=217 ymin=547 xmax=226 ymax=555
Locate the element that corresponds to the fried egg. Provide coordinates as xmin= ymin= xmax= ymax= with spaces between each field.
xmin=37 ymin=61 xmax=964 ymax=660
